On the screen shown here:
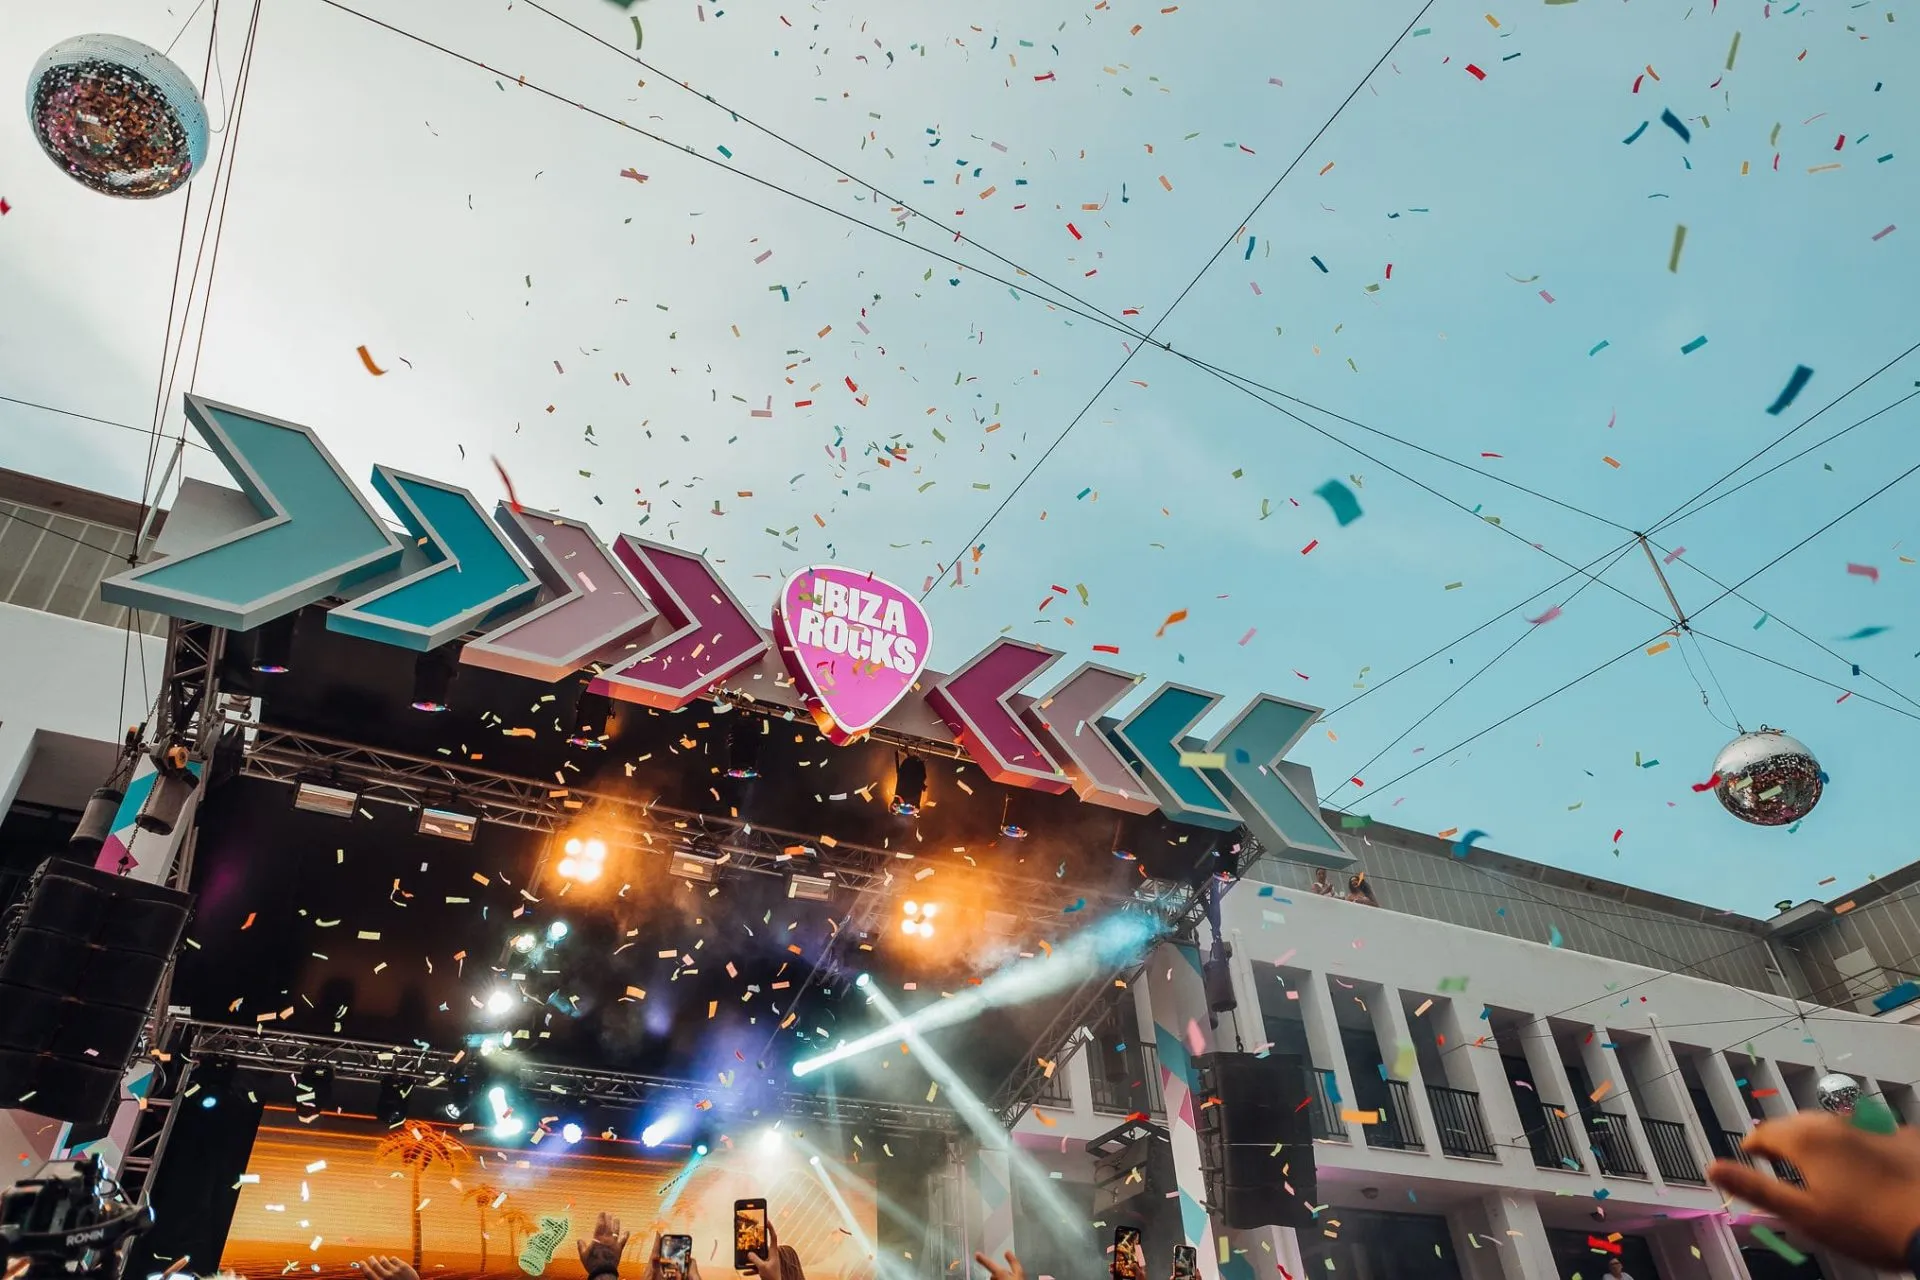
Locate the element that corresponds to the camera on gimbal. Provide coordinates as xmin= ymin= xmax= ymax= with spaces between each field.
xmin=0 ymin=1156 xmax=152 ymax=1278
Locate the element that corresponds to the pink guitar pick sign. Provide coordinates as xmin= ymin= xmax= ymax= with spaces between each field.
xmin=774 ymin=566 xmax=933 ymax=744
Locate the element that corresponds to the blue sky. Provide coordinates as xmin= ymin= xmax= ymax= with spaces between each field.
xmin=3 ymin=0 xmax=1916 ymax=915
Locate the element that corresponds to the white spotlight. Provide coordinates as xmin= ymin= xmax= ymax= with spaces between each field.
xmin=903 ymin=901 xmax=918 ymax=916
xmin=854 ymin=973 xmax=871 ymax=989
xmin=641 ymin=1115 xmax=679 ymax=1148
xmin=759 ymin=1128 xmax=784 ymax=1154
xmin=561 ymin=1122 xmax=583 ymax=1145
xmin=487 ymin=989 xmax=514 ymax=1015
xmin=900 ymin=918 xmax=917 ymax=936
xmin=547 ymin=920 xmax=570 ymax=942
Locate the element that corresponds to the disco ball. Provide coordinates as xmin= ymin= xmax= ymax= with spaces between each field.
xmin=1712 ymin=727 xmax=1823 ymax=827
xmin=27 ymin=34 xmax=208 ymax=198
xmin=1816 ymin=1072 xmax=1861 ymax=1115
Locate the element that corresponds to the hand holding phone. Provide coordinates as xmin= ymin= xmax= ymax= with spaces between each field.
xmin=658 ymin=1234 xmax=693 ymax=1280
xmin=1110 ymin=1228 xmax=1143 ymax=1280
xmin=733 ymin=1200 xmax=770 ymax=1275
xmin=1171 ymin=1245 xmax=1196 ymax=1280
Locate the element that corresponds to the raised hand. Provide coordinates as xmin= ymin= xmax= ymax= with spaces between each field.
xmin=364 ymin=1257 xmax=421 ymax=1280
xmin=1706 ymin=1111 xmax=1920 ymax=1271
xmin=578 ymin=1213 xmax=633 ymax=1277
xmin=745 ymin=1222 xmax=783 ymax=1280
xmin=974 ymin=1251 xmax=1028 ymax=1280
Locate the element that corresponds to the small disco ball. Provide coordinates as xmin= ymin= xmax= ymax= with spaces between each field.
xmin=1816 ymin=1072 xmax=1861 ymax=1115
xmin=27 ymin=33 xmax=208 ymax=198
xmin=1712 ymin=727 xmax=1823 ymax=827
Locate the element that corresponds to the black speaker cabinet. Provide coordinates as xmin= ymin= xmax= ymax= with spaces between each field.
xmin=1193 ymin=1051 xmax=1318 ymax=1230
xmin=0 ymin=858 xmax=193 ymax=1124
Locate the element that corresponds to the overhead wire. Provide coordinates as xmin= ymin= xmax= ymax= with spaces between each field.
xmin=0 ymin=394 xmax=215 ymax=453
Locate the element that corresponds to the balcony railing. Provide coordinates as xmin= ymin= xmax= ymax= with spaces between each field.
xmin=1640 ymin=1117 xmax=1705 ymax=1183
xmin=1088 ymin=1044 xmax=1165 ymax=1119
xmin=1363 ymin=1079 xmax=1422 ymax=1152
xmin=1034 ymin=1067 xmax=1074 ymax=1107
xmin=1772 ymin=1157 xmax=1805 ymax=1187
xmin=1308 ymin=1069 xmax=1348 ymax=1143
xmin=1425 ymin=1084 xmax=1496 ymax=1159
xmin=1529 ymin=1101 xmax=1585 ymax=1173
xmin=1584 ymin=1110 xmax=1646 ymax=1178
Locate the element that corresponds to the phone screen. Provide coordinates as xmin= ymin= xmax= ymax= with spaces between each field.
xmin=734 ymin=1201 xmax=768 ymax=1271
xmin=661 ymin=1235 xmax=692 ymax=1280
xmin=1111 ymin=1228 xmax=1143 ymax=1280
xmin=1172 ymin=1246 xmax=1196 ymax=1280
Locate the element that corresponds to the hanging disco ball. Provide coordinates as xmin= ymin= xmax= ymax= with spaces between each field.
xmin=1815 ymin=1072 xmax=1861 ymax=1115
xmin=1711 ymin=727 xmax=1823 ymax=827
xmin=27 ymin=33 xmax=208 ymax=198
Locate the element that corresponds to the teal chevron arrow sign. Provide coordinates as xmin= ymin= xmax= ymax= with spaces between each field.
xmin=1207 ymin=694 xmax=1352 ymax=867
xmin=100 ymin=397 xmax=402 ymax=631
xmin=1108 ymin=682 xmax=1240 ymax=829
xmin=327 ymin=468 xmax=539 ymax=651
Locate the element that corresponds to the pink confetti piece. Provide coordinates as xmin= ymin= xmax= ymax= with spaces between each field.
xmin=1539 ymin=289 xmax=1555 ymax=303
xmin=1527 ymin=606 xmax=1563 ymax=625
xmin=1661 ymin=546 xmax=1686 ymax=564
xmin=1238 ymin=628 xmax=1257 ymax=646
xmin=753 ymin=250 xmax=773 ymax=264
xmin=1874 ymin=225 xmax=1898 ymax=241
xmin=1848 ymin=562 xmax=1881 ymax=583
xmin=1249 ymin=281 xmax=1263 ymax=295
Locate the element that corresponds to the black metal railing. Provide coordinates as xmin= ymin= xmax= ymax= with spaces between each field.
xmin=1425 ymin=1084 xmax=1496 ymax=1158
xmin=1772 ymin=1156 xmax=1805 ymax=1187
xmin=1308 ymin=1069 xmax=1348 ymax=1142
xmin=1363 ymin=1079 xmax=1422 ymax=1151
xmin=1530 ymin=1102 xmax=1585 ymax=1172
xmin=1717 ymin=1130 xmax=1755 ymax=1167
xmin=1585 ymin=1110 xmax=1646 ymax=1178
xmin=1034 ymin=1067 xmax=1075 ymax=1106
xmin=1140 ymin=1044 xmax=1165 ymax=1118
xmin=1089 ymin=1045 xmax=1165 ymax=1118
xmin=1641 ymin=1117 xmax=1704 ymax=1183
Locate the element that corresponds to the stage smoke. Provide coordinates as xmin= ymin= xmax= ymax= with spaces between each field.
xmin=792 ymin=907 xmax=1162 ymax=1077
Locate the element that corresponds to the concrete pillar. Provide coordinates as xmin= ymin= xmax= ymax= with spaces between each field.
xmin=1577 ymin=1024 xmax=1665 ymax=1191
xmin=1221 ymin=929 xmax=1268 ymax=1056
xmin=1686 ymin=1216 xmax=1749 ymax=1280
xmin=1477 ymin=1192 xmax=1557 ymax=1279
xmin=1745 ymin=1057 xmax=1796 ymax=1121
xmin=1434 ymin=999 xmax=1531 ymax=1174
xmin=1698 ymin=1050 xmax=1756 ymax=1141
xmin=1645 ymin=1016 xmax=1721 ymax=1182
xmin=1063 ymin=1036 xmax=1095 ymax=1121
xmin=1297 ymin=973 xmax=1356 ymax=1144
xmin=1141 ymin=941 xmax=1224 ymax=1280
xmin=1221 ymin=1227 xmax=1305 ymax=1280
xmin=1445 ymin=1200 xmax=1508 ymax=1280
xmin=1517 ymin=1017 xmax=1596 ymax=1177
xmin=1370 ymin=984 xmax=1442 ymax=1157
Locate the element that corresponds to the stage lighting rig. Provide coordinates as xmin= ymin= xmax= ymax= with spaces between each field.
xmin=295 ymin=1065 xmax=335 ymax=1118
xmin=726 ymin=718 xmax=763 ymax=779
xmin=441 ymin=1072 xmax=478 ymax=1122
xmin=410 ymin=648 xmax=459 ymax=713
xmin=568 ymin=692 xmax=613 ymax=749
xmin=558 ymin=836 xmax=607 ymax=882
xmin=900 ymin=900 xmax=937 ymax=939
xmin=419 ymin=802 xmax=478 ymax=842
xmin=890 ymin=754 xmax=926 ymax=817
xmin=376 ymin=1076 xmax=412 ymax=1129
xmin=292 ymin=774 xmax=359 ymax=818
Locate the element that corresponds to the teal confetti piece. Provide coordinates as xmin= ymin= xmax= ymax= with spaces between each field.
xmin=1309 ymin=255 xmax=1328 ymax=273
xmin=1681 ymin=335 xmax=1709 ymax=355
xmin=1660 ymin=108 xmax=1691 ymax=143
xmin=717 ymin=144 xmax=734 ymax=159
xmin=1751 ymin=1228 xmax=1805 ymax=1267
xmin=1411 ymin=26 xmax=1431 ymax=35
xmin=1879 ymin=154 xmax=1895 ymax=163
xmin=1314 ymin=479 xmax=1364 ymax=526
xmin=1766 ymin=365 xmax=1814 ymax=415
xmin=1075 ymin=487 xmax=1092 ymax=500
xmin=1622 ymin=121 xmax=1649 ymax=145
xmin=1640 ymin=758 xmax=1660 ymax=769
xmin=1244 ymin=236 xmax=1256 ymax=260
xmin=1753 ymin=613 xmax=1769 ymax=629
xmin=1851 ymin=1094 xmax=1899 ymax=1134
xmin=1588 ymin=340 xmax=1610 ymax=356
xmin=1453 ymin=829 xmax=1489 ymax=858
xmin=1843 ymin=626 xmax=1890 ymax=640
xmin=1340 ymin=814 xmax=1373 ymax=829
xmin=1549 ymin=925 xmax=1564 ymax=947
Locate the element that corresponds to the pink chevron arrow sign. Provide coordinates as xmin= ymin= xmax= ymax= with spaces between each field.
xmin=925 ymin=637 xmax=1071 ymax=792
xmin=773 ymin=566 xmax=932 ymax=745
xmin=1023 ymin=662 xmax=1158 ymax=812
xmin=592 ymin=537 xmax=770 ymax=710
xmin=461 ymin=505 xmax=658 ymax=683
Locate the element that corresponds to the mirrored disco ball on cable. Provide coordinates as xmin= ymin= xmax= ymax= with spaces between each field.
xmin=1816 ymin=1072 xmax=1861 ymax=1115
xmin=1711 ymin=727 xmax=1823 ymax=827
xmin=27 ymin=33 xmax=208 ymax=198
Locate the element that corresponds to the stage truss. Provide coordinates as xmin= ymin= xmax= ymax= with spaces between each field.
xmin=173 ymin=1018 xmax=963 ymax=1135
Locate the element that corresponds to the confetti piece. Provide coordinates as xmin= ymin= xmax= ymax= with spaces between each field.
xmin=1750 ymin=1228 xmax=1805 ymax=1267
xmin=1842 ymin=626 xmax=1889 ymax=640
xmin=1314 ymin=479 xmax=1364 ymax=526
xmin=1588 ymin=340 xmax=1610 ymax=356
xmin=1874 ymin=225 xmax=1898 ymax=241
xmin=491 ymin=456 xmax=523 ymax=515
xmin=1602 ymin=456 xmax=1621 ymax=469
xmin=1660 ymin=107 xmax=1690 ymax=143
xmin=1622 ymin=121 xmax=1649 ymax=145
xmin=1309 ymin=255 xmax=1328 ymax=273
xmin=1238 ymin=628 xmax=1257 ymax=646
xmin=1680 ymin=335 xmax=1708 ymax=355
xmin=1725 ymin=31 xmax=1741 ymax=69
xmin=1646 ymin=641 xmax=1671 ymax=656
xmin=356 ymin=345 xmax=387 ymax=376
xmin=1178 ymin=752 xmax=1227 ymax=770
xmin=1667 ymin=224 xmax=1687 ymax=273
xmin=1452 ymin=829 xmax=1488 ymax=858
xmin=1849 ymin=563 xmax=1881 ymax=583
xmin=1526 ymin=606 xmax=1562 ymax=625
xmin=1465 ymin=64 xmax=1487 ymax=80
xmin=1300 ymin=539 xmax=1319 ymax=555
xmin=1156 ymin=609 xmax=1189 ymax=637
xmin=1691 ymin=773 xmax=1722 ymax=792
xmin=631 ymin=16 xmax=643 ymax=47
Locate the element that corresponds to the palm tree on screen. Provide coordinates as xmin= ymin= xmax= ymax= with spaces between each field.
xmin=501 ymin=1206 xmax=537 ymax=1264
xmin=376 ymin=1123 xmax=468 ymax=1271
xmin=466 ymin=1182 xmax=501 ymax=1273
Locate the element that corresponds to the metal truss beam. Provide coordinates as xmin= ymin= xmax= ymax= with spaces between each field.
xmin=177 ymin=1019 xmax=959 ymax=1135
xmin=234 ymin=721 xmax=1146 ymax=924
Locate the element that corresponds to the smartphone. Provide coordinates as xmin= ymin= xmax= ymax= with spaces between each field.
xmin=661 ymin=1235 xmax=692 ymax=1280
xmin=1171 ymin=1246 xmax=1196 ymax=1280
xmin=733 ymin=1199 xmax=768 ymax=1272
xmin=1111 ymin=1227 xmax=1143 ymax=1280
